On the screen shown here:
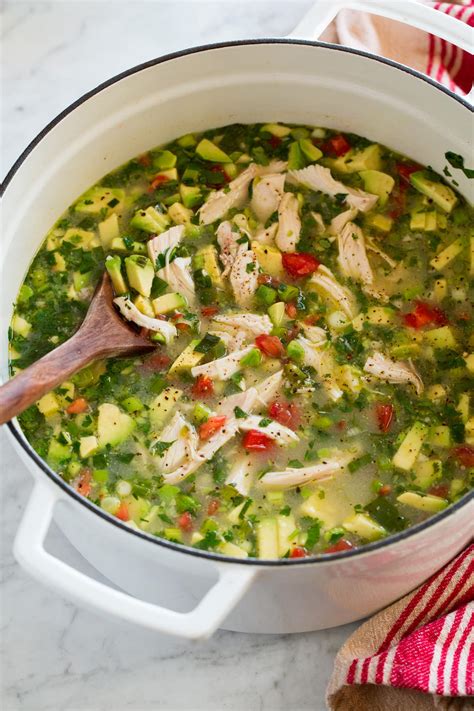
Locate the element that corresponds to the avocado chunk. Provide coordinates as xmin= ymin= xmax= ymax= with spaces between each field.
xmin=97 ymin=403 xmax=135 ymax=448
xmin=130 ymin=206 xmax=170 ymax=234
xmin=180 ymin=184 xmax=202 ymax=209
xmin=133 ymin=295 xmax=155 ymax=317
xmin=168 ymin=202 xmax=193 ymax=225
xmin=392 ymin=421 xmax=428 ymax=471
xmin=410 ymin=171 xmax=458 ymax=212
xmin=63 ymin=228 xmax=100 ymax=250
xmin=168 ymin=339 xmax=205 ymax=374
xmin=366 ymin=213 xmax=393 ymax=232
xmin=152 ymin=292 xmax=188 ymax=315
xmin=397 ymin=491 xmax=448 ymax=513
xmin=328 ymin=144 xmax=383 ymax=174
xmin=288 ymin=141 xmax=305 ymax=170
xmin=299 ymin=138 xmax=323 ymax=163
xmin=79 ymin=435 xmax=99 ymax=459
xmin=75 ymin=187 xmax=125 ymax=216
xmin=98 ymin=213 xmax=120 ymax=248
xmin=261 ymin=123 xmax=291 ymax=137
xmin=343 ymin=513 xmax=386 ymax=541
xmin=153 ymin=150 xmax=177 ymax=170
xmin=125 ymin=255 xmax=154 ymax=297
xmin=195 ymin=138 xmax=231 ymax=163
xmin=195 ymin=245 xmax=224 ymax=288
xmin=149 ymin=387 xmax=183 ymax=429
xmin=110 ymin=238 xmax=147 ymax=255
xmin=359 ymin=170 xmax=394 ymax=206
xmin=251 ymin=241 xmax=284 ymax=278
xmin=268 ymin=301 xmax=286 ymax=327
xmin=256 ymin=518 xmax=279 ymax=559
xmin=410 ymin=211 xmax=446 ymax=232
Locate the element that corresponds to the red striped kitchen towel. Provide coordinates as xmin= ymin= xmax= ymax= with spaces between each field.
xmin=321 ymin=0 xmax=473 ymax=97
xmin=327 ymin=544 xmax=474 ymax=710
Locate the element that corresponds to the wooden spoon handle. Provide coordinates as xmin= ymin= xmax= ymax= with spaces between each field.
xmin=0 ymin=330 xmax=100 ymax=425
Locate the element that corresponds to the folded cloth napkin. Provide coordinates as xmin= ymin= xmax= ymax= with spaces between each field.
xmin=327 ymin=544 xmax=474 ymax=710
xmin=321 ymin=0 xmax=473 ymax=96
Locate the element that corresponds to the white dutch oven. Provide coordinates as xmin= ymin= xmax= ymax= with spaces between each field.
xmin=2 ymin=0 xmax=473 ymax=639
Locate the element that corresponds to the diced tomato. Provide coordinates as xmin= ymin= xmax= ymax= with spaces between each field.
xmin=388 ymin=188 xmax=406 ymax=219
xmin=322 ymin=134 xmax=351 ymax=157
xmin=282 ymin=252 xmax=320 ymax=278
xmin=429 ymin=484 xmax=449 ymax=499
xmin=170 ymin=311 xmax=183 ymax=321
xmin=76 ymin=468 xmax=92 ymax=498
xmin=143 ymin=353 xmax=171 ymax=371
xmin=304 ymin=314 xmax=320 ymax=326
xmin=150 ymin=173 xmax=169 ymax=190
xmin=451 ymin=445 xmax=474 ymax=468
xmin=403 ymin=301 xmax=448 ymax=329
xmin=255 ymin=334 xmax=285 ymax=358
xmin=396 ymin=162 xmax=421 ymax=184
xmin=376 ymin=403 xmax=395 ymax=433
xmin=116 ymin=502 xmax=129 ymax=521
xmin=285 ymin=324 xmax=300 ymax=343
xmin=290 ymin=546 xmax=307 ymax=558
xmin=176 ymin=321 xmax=190 ymax=332
xmin=242 ymin=429 xmax=275 ymax=452
xmin=199 ymin=415 xmax=227 ymax=440
xmin=137 ymin=153 xmax=151 ymax=167
xmin=285 ymin=302 xmax=297 ymax=319
xmin=201 ymin=305 xmax=219 ymax=318
xmin=268 ymin=401 xmax=300 ymax=430
xmin=268 ymin=135 xmax=282 ymax=149
xmin=257 ymin=273 xmax=279 ymax=287
xmin=66 ymin=397 xmax=88 ymax=415
xmin=207 ymin=499 xmax=220 ymax=516
xmin=178 ymin=512 xmax=193 ymax=532
xmin=192 ymin=375 xmax=214 ymax=399
xmin=379 ymin=484 xmax=392 ymax=497
xmin=337 ymin=420 xmax=347 ymax=431
xmin=325 ymin=539 xmax=354 ymax=553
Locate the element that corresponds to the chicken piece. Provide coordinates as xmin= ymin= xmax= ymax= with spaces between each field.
xmin=225 ymin=455 xmax=254 ymax=496
xmin=297 ymin=335 xmax=344 ymax=402
xmin=365 ymin=236 xmax=397 ymax=268
xmin=275 ymin=192 xmax=301 ymax=252
xmin=239 ymin=415 xmax=299 ymax=445
xmin=208 ymin=329 xmax=246 ymax=352
xmin=230 ymin=243 xmax=258 ymax=308
xmin=309 ymin=265 xmax=359 ymax=320
xmin=302 ymin=324 xmax=327 ymax=345
xmin=337 ymin=222 xmax=374 ymax=286
xmin=329 ymin=208 xmax=358 ymax=236
xmin=212 ymin=313 xmax=272 ymax=337
xmin=156 ymin=412 xmax=198 ymax=473
xmin=259 ymin=451 xmax=356 ymax=490
xmin=255 ymin=160 xmax=288 ymax=175
xmin=250 ymin=173 xmax=286 ymax=223
xmin=191 ymin=345 xmax=254 ymax=381
xmin=199 ymin=165 xmax=257 ymax=225
xmin=254 ymin=370 xmax=284 ymax=407
xmin=216 ymin=221 xmax=239 ymax=277
xmin=288 ymin=165 xmax=378 ymax=212
xmin=113 ymin=297 xmax=176 ymax=344
xmin=156 ymin=256 xmax=195 ymax=306
xmin=364 ymin=352 xmax=424 ymax=395
xmin=147 ymin=225 xmax=184 ymax=268
xmin=253 ymin=222 xmax=278 ymax=245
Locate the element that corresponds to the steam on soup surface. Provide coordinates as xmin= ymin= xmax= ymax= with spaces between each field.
xmin=9 ymin=123 xmax=473 ymax=559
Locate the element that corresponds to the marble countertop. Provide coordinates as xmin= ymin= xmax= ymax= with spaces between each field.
xmin=1 ymin=2 xmax=357 ymax=709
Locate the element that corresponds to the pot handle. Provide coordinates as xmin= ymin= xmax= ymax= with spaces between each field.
xmin=14 ymin=482 xmax=256 ymax=639
xmin=288 ymin=0 xmax=473 ymax=53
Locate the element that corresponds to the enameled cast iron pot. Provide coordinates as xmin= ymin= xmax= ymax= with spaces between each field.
xmin=2 ymin=0 xmax=473 ymax=639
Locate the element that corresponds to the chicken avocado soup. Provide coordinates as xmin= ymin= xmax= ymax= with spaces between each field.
xmin=9 ymin=123 xmax=473 ymax=559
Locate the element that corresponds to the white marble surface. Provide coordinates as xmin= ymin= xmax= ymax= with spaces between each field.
xmin=1 ymin=2 xmax=358 ymax=709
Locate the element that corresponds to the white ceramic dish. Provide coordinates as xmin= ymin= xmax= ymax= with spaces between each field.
xmin=2 ymin=0 xmax=473 ymax=639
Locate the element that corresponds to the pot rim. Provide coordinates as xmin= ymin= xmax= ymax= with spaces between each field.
xmin=3 ymin=38 xmax=473 ymax=567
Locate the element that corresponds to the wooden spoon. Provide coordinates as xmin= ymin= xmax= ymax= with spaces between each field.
xmin=0 ymin=273 xmax=155 ymax=425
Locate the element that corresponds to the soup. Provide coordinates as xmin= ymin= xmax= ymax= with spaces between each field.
xmin=9 ymin=123 xmax=473 ymax=559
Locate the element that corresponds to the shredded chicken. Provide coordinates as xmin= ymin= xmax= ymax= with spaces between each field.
xmin=364 ymin=352 xmax=424 ymax=394
xmin=156 ymin=412 xmax=198 ymax=473
xmin=255 ymin=160 xmax=288 ymax=175
xmin=275 ymin=192 xmax=301 ymax=252
xmin=238 ymin=415 xmax=299 ymax=445
xmin=309 ymin=265 xmax=359 ymax=319
xmin=216 ymin=221 xmax=239 ymax=277
xmin=113 ymin=297 xmax=176 ymax=344
xmin=199 ymin=165 xmax=257 ymax=225
xmin=254 ymin=370 xmax=284 ymax=406
xmin=225 ymin=455 xmax=254 ymax=496
xmin=329 ymin=208 xmax=358 ymax=236
xmin=250 ymin=173 xmax=286 ymax=223
xmin=259 ymin=451 xmax=356 ymax=490
xmin=252 ymin=222 xmax=278 ymax=245
xmin=337 ymin=222 xmax=374 ymax=286
xmin=288 ymin=165 xmax=378 ymax=212
xmin=156 ymin=256 xmax=195 ymax=306
xmin=191 ymin=345 xmax=254 ymax=381
xmin=229 ymin=243 xmax=258 ymax=308
xmin=208 ymin=329 xmax=246 ymax=352
xmin=297 ymin=335 xmax=344 ymax=402
xmin=212 ymin=313 xmax=272 ymax=337
xmin=147 ymin=225 xmax=184 ymax=267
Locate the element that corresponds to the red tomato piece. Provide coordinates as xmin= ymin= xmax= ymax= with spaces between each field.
xmin=323 ymin=134 xmax=351 ymax=157
xmin=242 ymin=429 xmax=275 ymax=452
xmin=199 ymin=415 xmax=227 ymax=440
xmin=451 ymin=445 xmax=474 ymax=468
xmin=429 ymin=484 xmax=449 ymax=499
xmin=178 ymin=512 xmax=193 ymax=532
xmin=396 ymin=162 xmax=421 ymax=184
xmin=143 ymin=353 xmax=171 ymax=371
xmin=116 ymin=502 xmax=129 ymax=521
xmin=257 ymin=273 xmax=279 ymax=287
xmin=150 ymin=173 xmax=169 ymax=190
xmin=325 ymin=539 xmax=354 ymax=553
xmin=207 ymin=499 xmax=220 ymax=516
xmin=76 ymin=468 xmax=92 ymax=498
xmin=290 ymin=546 xmax=307 ymax=559
xmin=285 ymin=302 xmax=297 ymax=319
xmin=379 ymin=484 xmax=392 ymax=497
xmin=304 ymin=314 xmax=320 ymax=326
xmin=192 ymin=375 xmax=214 ymax=399
xmin=282 ymin=252 xmax=320 ymax=278
xmin=201 ymin=306 xmax=219 ymax=318
xmin=255 ymin=334 xmax=285 ymax=358
xmin=403 ymin=301 xmax=448 ymax=329
xmin=176 ymin=322 xmax=190 ymax=332
xmin=268 ymin=401 xmax=300 ymax=430
xmin=376 ymin=403 xmax=395 ymax=433
xmin=66 ymin=397 xmax=88 ymax=415
xmin=268 ymin=135 xmax=282 ymax=149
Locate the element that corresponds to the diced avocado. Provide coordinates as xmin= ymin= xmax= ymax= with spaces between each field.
xmin=261 ymin=123 xmax=291 ymax=137
xmin=465 ymin=417 xmax=474 ymax=445
xmin=133 ymin=294 xmax=154 ymax=318
xmin=343 ymin=513 xmax=386 ymax=541
xmin=168 ymin=339 xmax=205 ymax=374
xmin=195 ymin=138 xmax=231 ymax=163
xmin=105 ymin=255 xmax=128 ymax=295
xmin=397 ymin=491 xmax=448 ymax=513
xmin=329 ymin=144 xmax=383 ymax=174
xmin=276 ymin=514 xmax=297 ymax=557
xmin=359 ymin=170 xmax=394 ymax=206
xmin=196 ymin=245 xmax=224 ymax=288
xmin=12 ymin=314 xmax=32 ymax=338
xmin=48 ymin=439 xmax=72 ymax=463
xmin=79 ymin=435 xmax=99 ymax=459
xmin=180 ymin=184 xmax=202 ymax=209
xmin=240 ymin=348 xmax=262 ymax=368
xmin=456 ymin=393 xmax=470 ymax=424
xmin=427 ymin=425 xmax=451 ymax=448
xmin=256 ymin=518 xmax=279 ymax=559
xmin=153 ymin=150 xmax=177 ymax=170
xmin=219 ymin=541 xmax=248 ymax=558
xmin=130 ymin=206 xmax=170 ymax=234
xmin=97 ymin=403 xmax=135 ymax=448
xmin=430 ymin=238 xmax=465 ymax=271
xmin=52 ymin=252 xmax=66 ymax=272
xmin=168 ymin=202 xmax=193 ymax=225
xmin=410 ymin=211 xmax=446 ymax=232
xmin=413 ymin=459 xmax=442 ymax=489
xmin=251 ymin=241 xmax=284 ymax=278
xmin=390 ymin=343 xmax=421 ymax=360
xmin=177 ymin=133 xmax=197 ymax=148
xmin=125 ymin=255 xmax=154 ymax=298
xmin=37 ymin=392 xmax=60 ymax=417
xmin=121 ymin=396 xmax=144 ymax=413
xmin=56 ymin=380 xmax=75 ymax=407
xmin=153 ymin=168 xmax=178 ymax=183
xmin=365 ymin=306 xmax=395 ymax=326
xmin=224 ymin=163 xmax=238 ymax=179
xmin=110 ymin=237 xmax=147 ymax=254
xmin=366 ymin=213 xmax=393 ymax=232
xmin=392 ymin=421 xmax=428 ymax=471
xmin=63 ymin=228 xmax=100 ymax=250
xmin=287 ymin=339 xmax=305 ymax=363
xmin=73 ymin=271 xmax=93 ymax=291
xmin=149 ymin=387 xmax=182 ymax=430
xmin=256 ymin=284 xmax=277 ymax=306
xmin=299 ymin=138 xmax=323 ymax=163
xmin=466 ymin=353 xmax=474 ymax=373
xmin=125 ymin=495 xmax=151 ymax=521
xmin=75 ymin=187 xmax=125 ymax=215
xmin=288 ymin=141 xmax=305 ymax=170
xmin=98 ymin=213 xmax=120 ymax=248
xmin=424 ymin=325 xmax=457 ymax=349
xmin=268 ymin=301 xmax=286 ymax=327
xmin=17 ymin=284 xmax=33 ymax=305
xmin=152 ymin=292 xmax=187 ymax=315
xmin=410 ymin=172 xmax=457 ymax=212
xmin=192 ymin=402 xmax=213 ymax=424
xmin=433 ymin=278 xmax=448 ymax=301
